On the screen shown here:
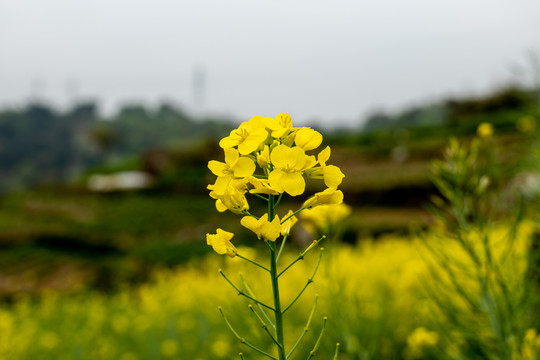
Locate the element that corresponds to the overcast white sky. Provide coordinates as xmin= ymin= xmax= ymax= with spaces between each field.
xmin=0 ymin=0 xmax=539 ymax=126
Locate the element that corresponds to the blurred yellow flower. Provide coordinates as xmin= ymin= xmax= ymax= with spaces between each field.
xmin=301 ymin=203 xmax=351 ymax=234
xmin=39 ymin=331 xmax=60 ymax=350
xmin=160 ymin=339 xmax=179 ymax=357
xmin=405 ymin=327 xmax=439 ymax=359
xmin=476 ymin=122 xmax=494 ymax=138
xmin=206 ymin=229 xmax=237 ymax=257
xmin=211 ymin=337 xmax=231 ymax=357
xmin=517 ymin=115 xmax=537 ymax=133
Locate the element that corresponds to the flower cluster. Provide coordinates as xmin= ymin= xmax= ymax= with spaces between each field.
xmin=206 ymin=113 xmax=345 ymax=254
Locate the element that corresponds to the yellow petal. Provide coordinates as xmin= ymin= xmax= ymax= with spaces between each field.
xmin=323 ymin=165 xmax=345 ymax=188
xmin=301 ymin=155 xmax=317 ymax=171
xmin=279 ymin=172 xmax=305 ymax=196
xmin=238 ymin=128 xmax=268 ymax=155
xmin=275 ymin=113 xmax=292 ymax=128
xmin=215 ymin=200 xmax=227 ymax=212
xmin=261 ymin=216 xmax=281 ymax=242
xmin=212 ymin=176 xmax=232 ymax=195
xmin=249 ymin=176 xmax=280 ymax=195
xmin=268 ymin=170 xmax=285 ymax=193
xmin=219 ymin=130 xmax=240 ymax=149
xmin=240 ymin=216 xmax=260 ymax=235
xmin=295 ymin=127 xmax=322 ymax=151
xmin=317 ymin=146 xmax=331 ymax=165
xmin=224 ymin=148 xmax=240 ymax=167
xmin=281 ymin=210 xmax=298 ymax=236
xmin=232 ymin=157 xmax=255 ymax=178
xmin=303 ymin=188 xmax=343 ymax=209
xmin=270 ymin=145 xmax=307 ymax=171
xmin=208 ymin=160 xmax=226 ymax=176
xmin=206 ymin=229 xmax=236 ymax=257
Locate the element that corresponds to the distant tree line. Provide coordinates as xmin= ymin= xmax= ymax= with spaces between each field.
xmin=0 ymin=86 xmax=536 ymax=192
xmin=0 ymin=102 xmax=233 ymax=191
xmin=362 ymin=86 xmax=538 ymax=132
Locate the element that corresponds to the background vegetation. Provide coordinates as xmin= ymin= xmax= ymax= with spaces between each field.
xmin=1 ymin=84 xmax=540 ymax=359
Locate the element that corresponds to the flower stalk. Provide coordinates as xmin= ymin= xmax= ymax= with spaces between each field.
xmin=206 ymin=113 xmax=344 ymax=358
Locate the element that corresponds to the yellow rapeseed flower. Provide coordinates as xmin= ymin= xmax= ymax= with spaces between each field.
xmin=208 ymin=148 xmax=255 ymax=194
xmin=268 ymin=144 xmax=316 ymax=196
xmin=240 ymin=213 xmax=281 ymax=242
xmin=219 ymin=116 xmax=273 ymax=155
xmin=302 ymin=187 xmax=344 ymax=209
xmin=206 ymin=229 xmax=237 ymax=257
xmin=208 ymin=179 xmax=249 ymax=214
xmin=248 ymin=176 xmax=280 ymax=195
xmin=305 ymin=146 xmax=345 ymax=187
xmin=294 ymin=127 xmax=323 ymax=151
xmin=272 ymin=113 xmax=294 ymax=141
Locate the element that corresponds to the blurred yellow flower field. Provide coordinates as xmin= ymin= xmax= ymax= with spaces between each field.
xmin=0 ymin=221 xmax=535 ymax=359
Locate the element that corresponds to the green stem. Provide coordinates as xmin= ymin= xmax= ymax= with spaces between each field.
xmin=240 ymin=273 xmax=275 ymax=330
xmin=276 ymin=234 xmax=288 ymax=264
xmin=280 ymin=207 xmax=305 ymax=224
xmin=332 ymin=343 xmax=340 ymax=360
xmin=270 ymin=241 xmax=287 ymax=360
xmin=282 ymin=248 xmax=324 ymax=314
xmin=252 ymin=193 xmax=269 ymax=202
xmin=242 ymin=210 xmax=260 ymax=220
xmin=236 ymin=253 xmax=271 ymax=272
xmin=306 ymin=317 xmax=327 ymax=360
xmin=278 ymin=236 xmax=326 ymax=278
xmin=268 ymin=193 xmax=286 ymax=360
xmin=219 ymin=269 xmax=275 ymax=311
xmin=249 ymin=305 xmax=281 ymax=348
xmin=219 ymin=307 xmax=277 ymax=360
xmin=273 ymin=193 xmax=283 ymax=209
xmin=287 ymin=294 xmax=318 ymax=359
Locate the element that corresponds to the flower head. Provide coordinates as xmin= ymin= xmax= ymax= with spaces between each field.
xmin=219 ymin=116 xmax=275 ymax=155
xmin=268 ymin=145 xmax=316 ymax=196
xmin=208 ymin=179 xmax=249 ymax=214
xmin=208 ymin=148 xmax=255 ymax=195
xmin=305 ymin=146 xmax=345 ymax=188
xmin=271 ymin=113 xmax=295 ymax=140
xmin=206 ymin=229 xmax=237 ymax=257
